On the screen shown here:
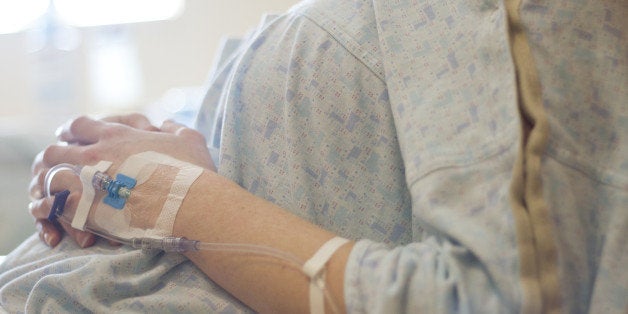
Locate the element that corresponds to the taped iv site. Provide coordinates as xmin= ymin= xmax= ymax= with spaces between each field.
xmin=42 ymin=151 xmax=344 ymax=314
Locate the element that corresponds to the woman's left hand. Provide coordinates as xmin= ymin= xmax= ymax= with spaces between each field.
xmin=51 ymin=115 xmax=215 ymax=171
xmin=29 ymin=115 xmax=215 ymax=247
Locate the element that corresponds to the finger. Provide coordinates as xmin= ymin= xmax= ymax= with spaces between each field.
xmin=31 ymin=193 xmax=96 ymax=248
xmin=30 ymin=151 xmax=49 ymax=200
xmin=37 ymin=217 xmax=96 ymax=249
xmin=31 ymin=146 xmax=74 ymax=199
xmin=29 ymin=196 xmax=55 ymax=219
xmin=29 ymin=174 xmax=81 ymax=231
xmin=57 ymin=116 xmax=106 ymax=144
xmin=36 ymin=219 xmax=63 ymax=247
xmin=160 ymin=120 xmax=207 ymax=144
xmin=108 ymin=240 xmax=122 ymax=247
xmin=102 ymin=113 xmax=160 ymax=131
xmin=55 ymin=118 xmax=79 ymax=143
xmin=31 ymin=150 xmax=44 ymax=175
xmin=41 ymin=143 xmax=90 ymax=169
xmin=59 ymin=219 xmax=96 ymax=248
xmin=30 ymin=151 xmax=85 ymax=200
xmin=49 ymin=185 xmax=96 ymax=248
xmin=159 ymin=120 xmax=188 ymax=135
xmin=29 ymin=168 xmax=46 ymax=200
xmin=31 ymin=197 xmax=63 ymax=248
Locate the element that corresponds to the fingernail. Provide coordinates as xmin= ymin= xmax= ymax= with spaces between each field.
xmin=44 ymin=232 xmax=52 ymax=246
xmin=49 ymin=233 xmax=59 ymax=247
xmin=78 ymin=234 xmax=91 ymax=248
xmin=28 ymin=201 xmax=36 ymax=211
xmin=32 ymin=189 xmax=43 ymax=200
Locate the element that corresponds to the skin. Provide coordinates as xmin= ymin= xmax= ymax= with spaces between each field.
xmin=28 ymin=114 xmax=353 ymax=313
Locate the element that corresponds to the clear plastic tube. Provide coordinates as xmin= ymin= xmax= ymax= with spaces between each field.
xmin=44 ymin=163 xmax=81 ymax=198
xmin=196 ymin=242 xmax=304 ymax=267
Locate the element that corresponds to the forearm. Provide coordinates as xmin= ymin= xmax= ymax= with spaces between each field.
xmin=173 ymin=170 xmax=353 ymax=313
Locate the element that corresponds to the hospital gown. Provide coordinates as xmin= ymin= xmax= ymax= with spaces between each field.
xmin=1 ymin=0 xmax=626 ymax=313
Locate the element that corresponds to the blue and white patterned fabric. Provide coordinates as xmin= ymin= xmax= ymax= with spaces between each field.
xmin=1 ymin=0 xmax=625 ymax=313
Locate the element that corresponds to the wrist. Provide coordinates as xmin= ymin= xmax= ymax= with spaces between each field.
xmin=170 ymin=169 xmax=353 ymax=313
xmin=172 ymin=169 xmax=222 ymax=240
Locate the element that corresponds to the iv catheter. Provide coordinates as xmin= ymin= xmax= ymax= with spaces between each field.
xmin=44 ymin=163 xmax=131 ymax=200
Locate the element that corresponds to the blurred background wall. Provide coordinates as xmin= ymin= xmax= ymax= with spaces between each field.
xmin=0 ymin=0 xmax=298 ymax=255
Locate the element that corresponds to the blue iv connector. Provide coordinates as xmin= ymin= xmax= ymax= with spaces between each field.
xmin=92 ymin=172 xmax=136 ymax=209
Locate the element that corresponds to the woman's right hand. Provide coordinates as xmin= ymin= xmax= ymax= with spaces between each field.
xmin=28 ymin=113 xmax=160 ymax=248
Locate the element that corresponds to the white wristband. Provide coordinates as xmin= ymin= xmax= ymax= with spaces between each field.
xmin=302 ymin=236 xmax=349 ymax=314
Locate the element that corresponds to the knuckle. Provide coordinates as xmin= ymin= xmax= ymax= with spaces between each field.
xmin=41 ymin=145 xmax=58 ymax=166
xmin=31 ymin=151 xmax=44 ymax=174
xmin=181 ymin=128 xmax=206 ymax=142
xmin=81 ymin=146 xmax=101 ymax=164
xmin=29 ymin=199 xmax=46 ymax=218
xmin=38 ymin=169 xmax=47 ymax=184
xmin=69 ymin=115 xmax=90 ymax=135
xmin=101 ymin=124 xmax=126 ymax=140
xmin=28 ymin=201 xmax=37 ymax=216
xmin=60 ymin=222 xmax=76 ymax=237
xmin=127 ymin=112 xmax=145 ymax=123
xmin=28 ymin=170 xmax=46 ymax=195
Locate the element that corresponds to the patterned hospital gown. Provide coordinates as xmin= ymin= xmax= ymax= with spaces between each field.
xmin=1 ymin=0 xmax=626 ymax=313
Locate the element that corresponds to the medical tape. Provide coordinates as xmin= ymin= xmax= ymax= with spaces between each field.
xmin=302 ymin=236 xmax=350 ymax=314
xmin=153 ymin=162 xmax=203 ymax=237
xmin=73 ymin=160 xmax=112 ymax=230
xmin=115 ymin=151 xmax=203 ymax=237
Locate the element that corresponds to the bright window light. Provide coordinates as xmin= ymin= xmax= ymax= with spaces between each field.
xmin=89 ymin=31 xmax=143 ymax=108
xmin=54 ymin=0 xmax=184 ymax=27
xmin=0 ymin=0 xmax=49 ymax=35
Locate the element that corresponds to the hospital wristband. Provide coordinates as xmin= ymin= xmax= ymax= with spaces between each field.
xmin=302 ymin=236 xmax=350 ymax=314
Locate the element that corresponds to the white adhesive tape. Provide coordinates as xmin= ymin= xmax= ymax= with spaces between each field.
xmin=72 ymin=160 xmax=112 ymax=230
xmin=89 ymin=151 xmax=203 ymax=239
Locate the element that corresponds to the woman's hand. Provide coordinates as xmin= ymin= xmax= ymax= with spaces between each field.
xmin=25 ymin=114 xmax=350 ymax=313
xmin=28 ymin=113 xmax=214 ymax=248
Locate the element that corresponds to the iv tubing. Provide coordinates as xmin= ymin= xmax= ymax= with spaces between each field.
xmin=55 ymin=214 xmax=342 ymax=312
xmin=44 ymin=163 xmax=80 ymax=198
xmin=53 ymin=214 xmax=304 ymax=268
